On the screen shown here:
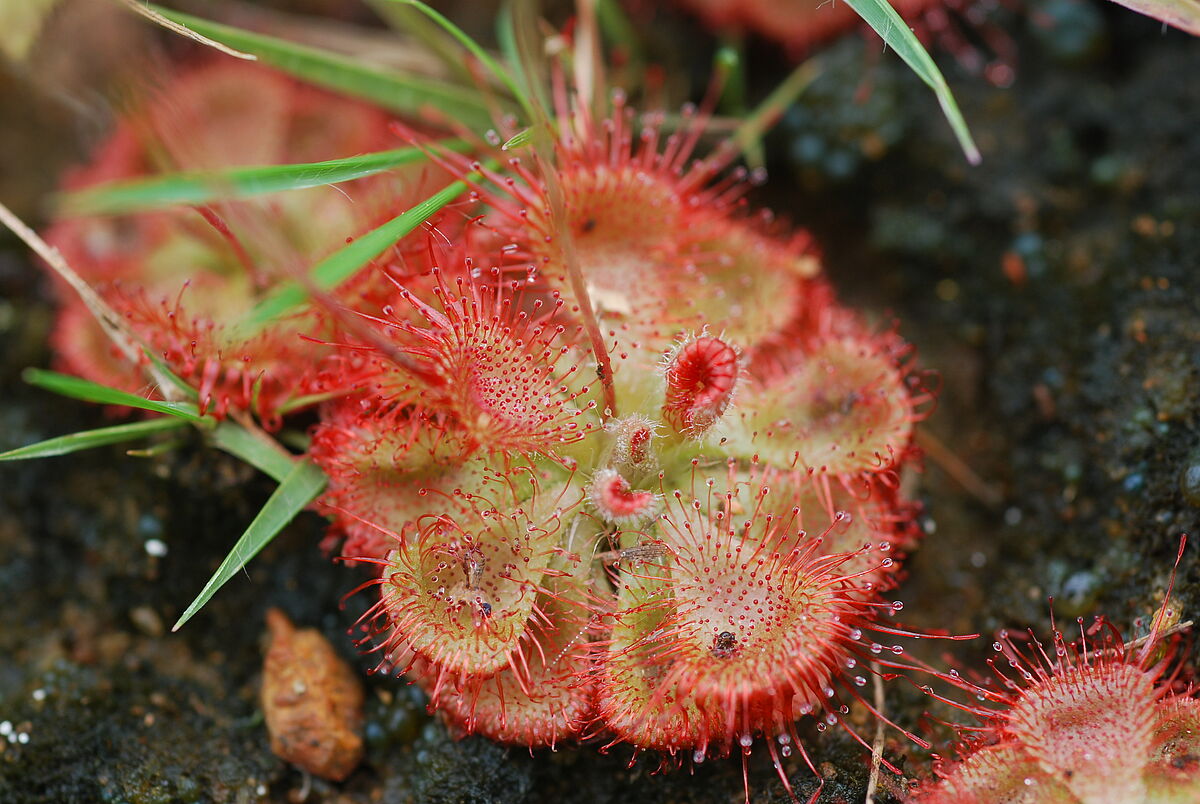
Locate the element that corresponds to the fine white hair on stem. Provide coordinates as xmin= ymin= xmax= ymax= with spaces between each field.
xmin=118 ymin=0 xmax=257 ymax=61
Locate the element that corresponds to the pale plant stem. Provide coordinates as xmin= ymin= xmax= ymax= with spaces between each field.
xmin=915 ymin=428 xmax=1004 ymax=509
xmin=514 ymin=0 xmax=617 ymax=419
xmin=0 ymin=200 xmax=184 ymax=401
xmin=546 ymin=170 xmax=618 ymax=420
xmin=1123 ymin=619 xmax=1193 ymax=654
xmin=865 ymin=662 xmax=886 ymax=804
xmin=117 ymin=0 xmax=257 ymax=60
xmin=573 ymin=0 xmax=602 ymax=117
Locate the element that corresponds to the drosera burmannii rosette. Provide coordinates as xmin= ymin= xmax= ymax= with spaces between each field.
xmin=13 ymin=8 xmax=993 ymax=801
xmin=306 ymin=77 xmax=962 ymax=800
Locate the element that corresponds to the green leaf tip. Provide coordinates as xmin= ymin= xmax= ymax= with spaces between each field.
xmin=22 ymin=368 xmax=206 ymax=422
xmin=844 ymin=0 xmax=981 ymax=165
xmin=172 ymin=459 xmax=327 ymax=631
xmin=147 ymin=5 xmax=498 ymax=131
xmin=0 ymin=417 xmax=189 ymax=461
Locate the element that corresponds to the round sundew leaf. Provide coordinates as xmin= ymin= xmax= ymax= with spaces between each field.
xmin=44 ymin=60 xmax=406 ymax=422
xmin=726 ymin=335 xmax=915 ymax=477
xmin=650 ymin=504 xmax=864 ymax=737
xmin=1008 ymin=661 xmax=1158 ymax=803
xmin=524 ymin=164 xmax=709 ymax=361
xmin=414 ymin=550 xmax=600 ymax=748
xmin=594 ymin=562 xmax=723 ymax=752
xmin=382 ymin=270 xmax=603 ymax=458
xmin=914 ymin=744 xmax=1076 ymax=804
xmin=145 ymin=62 xmax=292 ymax=170
xmin=677 ymin=220 xmax=817 ymax=351
xmin=376 ymin=481 xmax=580 ymax=678
xmin=309 ymin=401 xmax=486 ymax=562
xmin=1144 ymin=696 xmax=1200 ymax=802
xmin=745 ymin=466 xmax=913 ymax=593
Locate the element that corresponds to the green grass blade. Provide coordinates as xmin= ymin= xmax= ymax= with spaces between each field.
xmin=23 ymin=368 xmax=205 ymax=422
xmin=149 ymin=6 xmax=499 ymax=131
xmin=209 ymin=421 xmax=294 ymax=483
xmin=0 ymin=417 xmax=189 ymax=461
xmin=732 ymin=56 xmax=823 ymax=156
xmin=384 ymin=0 xmax=534 ymax=121
xmin=245 ymin=175 xmax=471 ymax=326
xmin=62 ymin=141 xmax=468 ymax=216
xmin=172 ymin=459 xmax=327 ymax=631
xmin=364 ymin=0 xmax=478 ymax=85
xmin=595 ymin=0 xmax=646 ymax=82
xmin=844 ymin=0 xmax=980 ymax=165
xmin=497 ymin=3 xmax=549 ymax=115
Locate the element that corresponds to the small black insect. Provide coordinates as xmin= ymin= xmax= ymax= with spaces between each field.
xmin=711 ymin=630 xmax=738 ymax=659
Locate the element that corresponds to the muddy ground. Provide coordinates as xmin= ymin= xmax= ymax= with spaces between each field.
xmin=1 ymin=2 xmax=1198 ymax=802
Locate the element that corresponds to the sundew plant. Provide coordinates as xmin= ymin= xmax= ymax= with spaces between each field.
xmin=14 ymin=1 xmax=1195 ymax=802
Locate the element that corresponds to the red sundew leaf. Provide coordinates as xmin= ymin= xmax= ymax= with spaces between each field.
xmin=407 ymin=552 xmax=599 ymax=748
xmin=1146 ymin=696 xmax=1200 ymax=798
xmin=728 ymin=334 xmax=920 ymax=478
xmin=912 ymin=744 xmax=1075 ymax=803
xmin=596 ymin=482 xmax=899 ymax=755
xmin=1008 ymin=661 xmax=1159 ymax=801
xmin=376 ymin=268 xmax=599 ymax=458
xmin=372 ymin=480 xmax=583 ymax=678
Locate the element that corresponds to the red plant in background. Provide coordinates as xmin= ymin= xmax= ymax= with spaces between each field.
xmin=46 ymin=60 xmax=446 ymax=425
xmin=672 ymin=0 xmax=1017 ymax=86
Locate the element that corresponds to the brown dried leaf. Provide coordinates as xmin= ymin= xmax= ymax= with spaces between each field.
xmin=261 ymin=608 xmax=364 ymax=781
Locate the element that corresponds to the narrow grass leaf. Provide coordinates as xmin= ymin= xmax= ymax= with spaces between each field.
xmin=844 ymin=0 xmax=980 ymax=164
xmin=497 ymin=3 xmax=549 ymax=114
xmin=245 ymin=175 xmax=470 ymax=326
xmin=209 ymin=421 xmax=294 ymax=483
xmin=595 ymin=0 xmax=646 ymax=83
xmin=364 ymin=0 xmax=478 ymax=85
xmin=732 ymin=56 xmax=822 ymax=156
xmin=149 ymin=6 xmax=498 ymax=131
xmin=0 ymin=417 xmax=189 ymax=461
xmin=172 ymin=459 xmax=327 ymax=631
xmin=62 ymin=141 xmax=468 ymax=216
xmin=23 ymin=368 xmax=205 ymax=422
xmin=385 ymin=0 xmax=534 ymax=121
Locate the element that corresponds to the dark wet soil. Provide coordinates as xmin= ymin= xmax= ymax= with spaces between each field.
xmin=2 ymin=2 xmax=1198 ymax=802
